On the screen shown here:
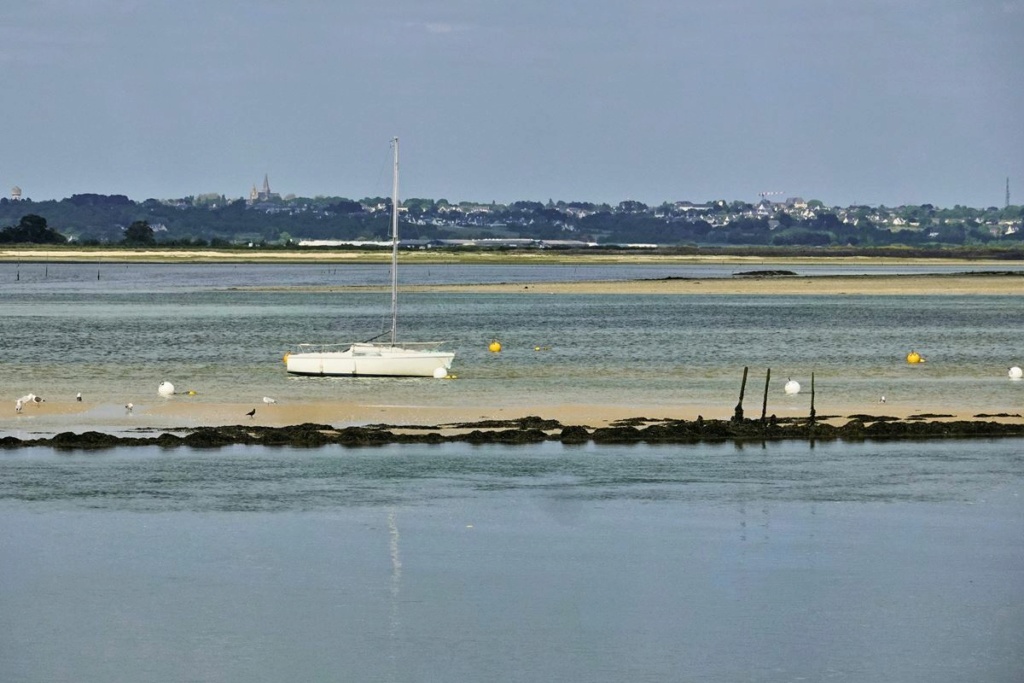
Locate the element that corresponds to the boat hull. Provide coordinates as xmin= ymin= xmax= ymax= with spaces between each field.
xmin=286 ymin=343 xmax=454 ymax=378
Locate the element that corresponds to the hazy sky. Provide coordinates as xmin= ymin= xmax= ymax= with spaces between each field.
xmin=2 ymin=0 xmax=1022 ymax=207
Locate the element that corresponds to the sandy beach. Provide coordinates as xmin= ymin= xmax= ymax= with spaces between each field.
xmin=11 ymin=394 xmax=1021 ymax=439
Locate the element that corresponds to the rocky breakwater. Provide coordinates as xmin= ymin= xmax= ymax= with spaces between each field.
xmin=2 ymin=414 xmax=1023 ymax=451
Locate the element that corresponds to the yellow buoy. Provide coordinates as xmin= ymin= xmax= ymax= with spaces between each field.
xmin=282 ymin=352 xmax=290 ymax=364
xmin=488 ymin=340 xmax=502 ymax=353
xmin=906 ymin=350 xmax=924 ymax=364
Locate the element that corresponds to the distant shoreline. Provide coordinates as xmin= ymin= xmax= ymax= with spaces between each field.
xmin=3 ymin=248 xmax=1023 ymax=296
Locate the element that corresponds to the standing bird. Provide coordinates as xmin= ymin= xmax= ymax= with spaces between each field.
xmin=880 ymin=395 xmax=887 ymax=404
xmin=125 ymin=403 xmax=134 ymax=414
xmin=262 ymin=396 xmax=277 ymax=404
xmin=76 ymin=392 xmax=82 ymax=402
xmin=246 ymin=408 xmax=256 ymax=418
xmin=15 ymin=399 xmax=23 ymax=413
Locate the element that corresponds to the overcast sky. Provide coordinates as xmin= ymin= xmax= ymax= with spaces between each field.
xmin=2 ymin=0 xmax=1022 ymax=208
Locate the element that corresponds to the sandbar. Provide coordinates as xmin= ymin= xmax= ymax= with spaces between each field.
xmin=273 ymin=273 xmax=1024 ymax=296
xmin=9 ymin=397 xmax=1021 ymax=438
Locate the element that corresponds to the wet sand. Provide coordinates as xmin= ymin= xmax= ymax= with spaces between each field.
xmin=320 ymin=273 xmax=1024 ymax=296
xmin=9 ymin=396 xmax=1021 ymax=438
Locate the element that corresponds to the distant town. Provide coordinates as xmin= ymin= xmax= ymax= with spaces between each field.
xmin=1 ymin=177 xmax=1021 ymax=249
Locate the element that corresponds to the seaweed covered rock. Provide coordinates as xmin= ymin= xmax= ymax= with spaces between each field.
xmin=50 ymin=431 xmax=124 ymax=450
xmin=459 ymin=428 xmax=549 ymax=444
xmin=183 ymin=428 xmax=241 ymax=448
xmin=334 ymin=427 xmax=393 ymax=446
xmin=559 ymin=425 xmax=591 ymax=444
xmin=590 ymin=425 xmax=642 ymax=443
xmin=691 ymin=419 xmax=734 ymax=439
xmin=154 ymin=433 xmax=183 ymax=448
xmin=639 ymin=421 xmax=700 ymax=442
xmin=249 ymin=423 xmax=330 ymax=447
xmin=838 ymin=419 xmax=867 ymax=438
xmin=514 ymin=416 xmax=563 ymax=431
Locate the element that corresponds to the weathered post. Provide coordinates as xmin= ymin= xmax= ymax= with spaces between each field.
xmin=761 ymin=367 xmax=771 ymax=425
xmin=809 ymin=371 xmax=816 ymax=423
xmin=733 ymin=366 xmax=748 ymax=422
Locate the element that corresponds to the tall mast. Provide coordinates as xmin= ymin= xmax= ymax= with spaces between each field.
xmin=390 ymin=137 xmax=399 ymax=345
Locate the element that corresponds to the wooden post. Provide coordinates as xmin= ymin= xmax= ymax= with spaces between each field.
xmin=761 ymin=367 xmax=771 ymax=424
xmin=809 ymin=371 xmax=816 ymax=423
xmin=733 ymin=366 xmax=748 ymax=422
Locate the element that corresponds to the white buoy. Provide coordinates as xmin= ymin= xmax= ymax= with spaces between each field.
xmin=433 ymin=367 xmax=448 ymax=379
xmin=158 ymin=381 xmax=175 ymax=397
xmin=1010 ymin=366 xmax=1023 ymax=380
xmin=784 ymin=378 xmax=801 ymax=395
xmin=262 ymin=396 xmax=277 ymax=404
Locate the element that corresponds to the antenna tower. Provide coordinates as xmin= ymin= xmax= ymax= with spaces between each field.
xmin=1007 ymin=177 xmax=1010 ymax=209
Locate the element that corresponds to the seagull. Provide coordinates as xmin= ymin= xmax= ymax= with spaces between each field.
xmin=880 ymin=395 xmax=886 ymax=404
xmin=246 ymin=408 xmax=256 ymax=418
xmin=15 ymin=399 xmax=23 ymax=413
xmin=262 ymin=396 xmax=277 ymax=404
xmin=76 ymin=392 xmax=82 ymax=402
xmin=125 ymin=403 xmax=134 ymax=414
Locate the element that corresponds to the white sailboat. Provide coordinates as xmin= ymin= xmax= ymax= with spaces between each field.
xmin=284 ymin=138 xmax=455 ymax=378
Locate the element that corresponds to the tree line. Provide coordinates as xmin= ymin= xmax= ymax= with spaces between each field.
xmin=1 ymin=193 xmax=1022 ymax=248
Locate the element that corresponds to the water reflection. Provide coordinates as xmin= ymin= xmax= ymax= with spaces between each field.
xmin=1 ymin=439 xmax=1022 ymax=682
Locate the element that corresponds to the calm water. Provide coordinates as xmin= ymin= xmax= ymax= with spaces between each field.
xmin=1 ymin=439 xmax=1022 ymax=682
xmin=1 ymin=262 xmax=1022 ymax=437
xmin=2 ymin=263 xmax=1023 ymax=681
